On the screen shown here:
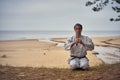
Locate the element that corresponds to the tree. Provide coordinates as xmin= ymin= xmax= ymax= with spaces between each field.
xmin=85 ymin=0 xmax=120 ymax=21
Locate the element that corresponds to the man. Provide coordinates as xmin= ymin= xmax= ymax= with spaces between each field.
xmin=64 ymin=23 xmax=94 ymax=70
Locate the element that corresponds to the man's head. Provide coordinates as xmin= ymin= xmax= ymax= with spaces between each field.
xmin=74 ymin=23 xmax=83 ymax=34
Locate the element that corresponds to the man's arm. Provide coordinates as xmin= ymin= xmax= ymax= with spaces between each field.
xmin=79 ymin=37 xmax=94 ymax=51
xmin=64 ymin=37 xmax=79 ymax=50
xmin=84 ymin=37 xmax=94 ymax=51
xmin=64 ymin=37 xmax=73 ymax=50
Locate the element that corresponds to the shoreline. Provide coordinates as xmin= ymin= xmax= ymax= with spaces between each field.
xmin=0 ymin=36 xmax=120 ymax=68
xmin=51 ymin=36 xmax=120 ymax=48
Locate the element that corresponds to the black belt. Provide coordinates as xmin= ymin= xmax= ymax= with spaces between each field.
xmin=70 ymin=55 xmax=86 ymax=60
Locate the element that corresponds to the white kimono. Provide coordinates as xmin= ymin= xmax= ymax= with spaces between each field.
xmin=64 ymin=35 xmax=94 ymax=69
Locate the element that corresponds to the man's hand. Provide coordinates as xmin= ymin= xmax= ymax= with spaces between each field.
xmin=78 ymin=38 xmax=85 ymax=46
xmin=71 ymin=38 xmax=79 ymax=47
xmin=71 ymin=38 xmax=85 ymax=47
xmin=74 ymin=38 xmax=79 ymax=44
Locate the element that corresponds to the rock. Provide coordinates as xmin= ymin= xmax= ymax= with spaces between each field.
xmin=43 ymin=53 xmax=46 ymax=55
xmin=92 ymin=52 xmax=99 ymax=55
xmin=1 ymin=54 xmax=7 ymax=58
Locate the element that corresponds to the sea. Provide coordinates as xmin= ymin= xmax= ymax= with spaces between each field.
xmin=0 ymin=30 xmax=120 ymax=40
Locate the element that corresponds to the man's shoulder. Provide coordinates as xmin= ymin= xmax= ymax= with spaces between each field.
xmin=81 ymin=35 xmax=92 ymax=39
xmin=67 ymin=35 xmax=90 ymax=38
xmin=66 ymin=36 xmax=75 ymax=41
xmin=67 ymin=36 xmax=74 ymax=39
xmin=81 ymin=35 xmax=88 ymax=38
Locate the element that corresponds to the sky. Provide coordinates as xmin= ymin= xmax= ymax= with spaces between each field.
xmin=0 ymin=0 xmax=120 ymax=31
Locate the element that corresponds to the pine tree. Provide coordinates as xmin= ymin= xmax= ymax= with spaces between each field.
xmin=85 ymin=0 xmax=120 ymax=21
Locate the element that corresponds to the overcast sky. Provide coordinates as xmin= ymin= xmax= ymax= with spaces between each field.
xmin=0 ymin=0 xmax=120 ymax=31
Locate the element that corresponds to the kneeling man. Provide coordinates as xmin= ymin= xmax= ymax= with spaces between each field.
xmin=64 ymin=23 xmax=94 ymax=70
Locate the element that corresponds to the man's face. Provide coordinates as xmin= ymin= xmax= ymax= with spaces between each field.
xmin=74 ymin=26 xmax=82 ymax=34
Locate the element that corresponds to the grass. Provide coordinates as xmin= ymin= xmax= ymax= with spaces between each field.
xmin=0 ymin=63 xmax=120 ymax=80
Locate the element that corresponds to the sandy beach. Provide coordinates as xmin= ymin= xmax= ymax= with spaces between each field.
xmin=0 ymin=36 xmax=120 ymax=68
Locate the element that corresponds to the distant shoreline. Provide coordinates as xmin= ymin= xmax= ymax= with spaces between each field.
xmin=0 ymin=30 xmax=120 ymax=40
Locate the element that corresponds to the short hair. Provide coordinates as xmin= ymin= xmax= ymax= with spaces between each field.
xmin=74 ymin=23 xmax=83 ymax=30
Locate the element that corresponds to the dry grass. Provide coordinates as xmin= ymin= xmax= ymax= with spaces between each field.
xmin=0 ymin=63 xmax=120 ymax=80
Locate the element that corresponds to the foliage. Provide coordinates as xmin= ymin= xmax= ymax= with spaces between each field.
xmin=85 ymin=0 xmax=120 ymax=21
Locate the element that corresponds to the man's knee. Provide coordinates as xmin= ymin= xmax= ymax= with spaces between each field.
xmin=80 ymin=63 xmax=89 ymax=69
xmin=69 ymin=59 xmax=79 ymax=69
xmin=80 ymin=58 xmax=89 ymax=69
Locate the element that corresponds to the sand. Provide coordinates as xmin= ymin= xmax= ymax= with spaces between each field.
xmin=0 ymin=39 xmax=70 ymax=68
xmin=0 ymin=36 xmax=120 ymax=68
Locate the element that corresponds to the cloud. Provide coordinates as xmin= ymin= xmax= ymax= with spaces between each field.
xmin=0 ymin=0 xmax=120 ymax=31
xmin=0 ymin=0 xmax=81 ymax=15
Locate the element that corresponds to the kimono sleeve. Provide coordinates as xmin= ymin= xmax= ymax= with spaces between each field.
xmin=84 ymin=36 xmax=94 ymax=51
xmin=64 ymin=37 xmax=73 ymax=50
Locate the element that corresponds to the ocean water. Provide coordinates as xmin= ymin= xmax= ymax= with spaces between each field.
xmin=0 ymin=30 xmax=120 ymax=40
